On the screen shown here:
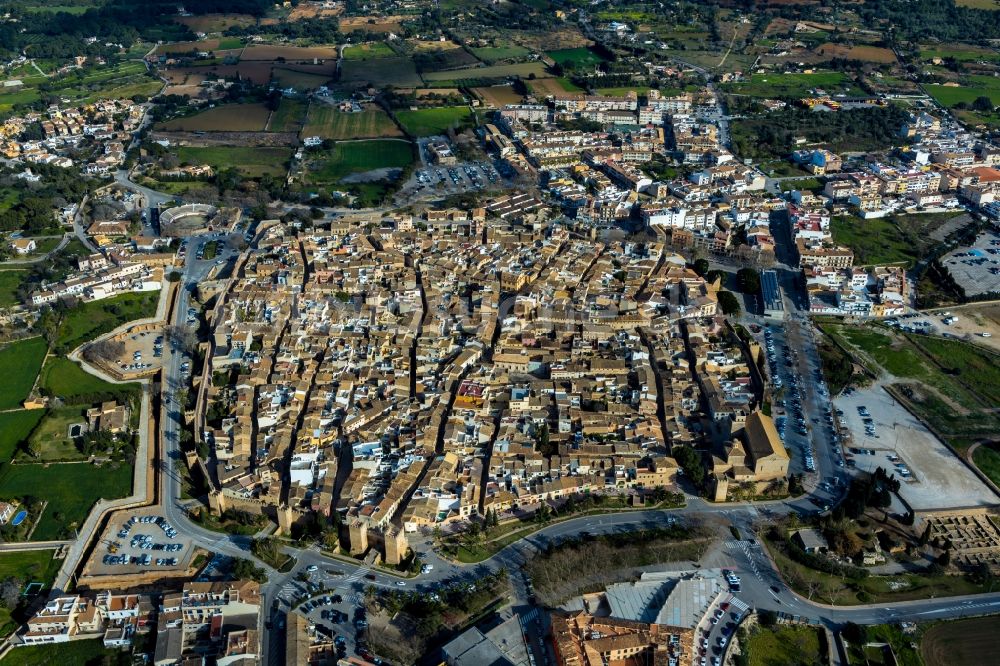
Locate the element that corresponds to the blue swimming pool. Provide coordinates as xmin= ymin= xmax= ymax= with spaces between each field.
xmin=10 ymin=510 xmax=27 ymax=526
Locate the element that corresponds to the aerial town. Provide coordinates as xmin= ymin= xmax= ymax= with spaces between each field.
xmin=0 ymin=0 xmax=998 ymax=665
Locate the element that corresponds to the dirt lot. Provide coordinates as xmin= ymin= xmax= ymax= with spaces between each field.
xmin=174 ymin=13 xmax=257 ymax=33
xmin=921 ymin=616 xmax=1000 ymax=666
xmin=157 ymin=103 xmax=271 ymax=132
xmin=156 ymin=39 xmax=225 ymax=55
xmin=908 ymin=304 xmax=1000 ymax=353
xmin=473 ymin=84 xmax=524 ymax=107
xmin=177 ymin=62 xmax=273 ymax=85
xmin=816 ymin=43 xmax=897 ymax=63
xmin=83 ymin=507 xmax=194 ymax=578
xmin=161 ymin=70 xmax=208 ymax=97
xmin=834 ymin=382 xmax=998 ymax=511
xmin=241 ymin=44 xmax=339 ymax=61
xmin=289 ymin=1 xmax=343 ymax=20
xmin=339 ymin=15 xmax=407 ymax=33
xmin=528 ymin=77 xmax=575 ymax=96
xmin=517 ymin=27 xmax=590 ymax=50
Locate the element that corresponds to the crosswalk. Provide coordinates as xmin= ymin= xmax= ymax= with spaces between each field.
xmin=724 ymin=540 xmax=764 ymax=582
xmin=728 ymin=597 xmax=750 ymax=614
xmin=519 ymin=607 xmax=540 ymax=628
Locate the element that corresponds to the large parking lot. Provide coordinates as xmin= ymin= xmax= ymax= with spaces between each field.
xmin=834 ymin=384 xmax=996 ymax=511
xmin=84 ymin=508 xmax=194 ymax=576
xmin=110 ymin=326 xmax=165 ymax=376
xmin=940 ymin=230 xmax=1000 ymax=297
xmin=277 ymin=566 xmax=377 ymax=662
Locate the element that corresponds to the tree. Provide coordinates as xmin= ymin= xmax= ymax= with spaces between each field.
xmin=83 ymin=339 xmax=125 ymax=364
xmin=717 ymin=290 xmax=741 ymax=315
xmin=231 ymin=558 xmax=266 ymax=582
xmin=841 ymin=622 xmax=867 ymax=645
xmin=0 ymin=576 xmax=21 ymax=609
xmin=693 ymin=258 xmax=709 ymax=276
xmin=973 ymin=95 xmax=995 ymax=113
xmin=736 ymin=267 xmax=761 ymax=295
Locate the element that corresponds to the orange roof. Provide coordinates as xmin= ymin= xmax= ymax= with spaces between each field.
xmin=971 ymin=167 xmax=1000 ymax=182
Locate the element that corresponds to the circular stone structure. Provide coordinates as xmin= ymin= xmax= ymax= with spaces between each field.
xmin=160 ymin=203 xmax=218 ymax=237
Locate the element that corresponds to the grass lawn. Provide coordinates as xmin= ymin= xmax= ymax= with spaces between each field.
xmin=303 ymin=104 xmax=401 ymax=139
xmin=24 ymin=407 xmax=89 ymax=462
xmin=0 ymin=411 xmax=45 ymax=462
xmin=830 ymin=213 xmax=959 ymax=267
xmin=0 ymin=549 xmax=61 ymax=637
xmin=267 ymin=98 xmax=306 ymax=132
xmin=56 ymin=292 xmax=160 ymax=352
xmin=395 ymin=106 xmax=474 ymax=136
xmin=765 ymin=533 xmax=991 ymax=606
xmin=470 ymin=45 xmax=531 ymax=63
xmin=725 ymin=71 xmax=859 ymax=98
xmin=38 ymin=356 xmax=139 ymax=400
xmin=973 ymin=442 xmax=1000 ymax=488
xmin=176 ymin=146 xmax=292 ymax=178
xmin=745 ymin=625 xmax=824 ymax=666
xmin=0 ymin=550 xmax=61 ymax=586
xmin=0 ymin=338 xmax=47 ymax=410
xmin=305 ymin=139 xmax=414 ymax=185
xmin=546 ymin=47 xmax=607 ymax=67
xmin=342 ymin=42 xmax=396 ymax=60
xmin=0 ymin=638 xmax=127 ymax=665
xmin=0 ymin=460 xmax=132 ymax=540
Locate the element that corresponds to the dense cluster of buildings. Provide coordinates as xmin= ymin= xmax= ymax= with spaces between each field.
xmin=1 ymin=99 xmax=144 ymax=173
xmin=19 ymin=581 xmax=260 ymax=665
xmin=188 ymin=200 xmax=791 ymax=558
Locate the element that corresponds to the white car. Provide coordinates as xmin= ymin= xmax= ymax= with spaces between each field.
xmin=306 ymin=565 xmax=318 ymax=573
xmin=395 ymin=581 xmax=406 ymax=587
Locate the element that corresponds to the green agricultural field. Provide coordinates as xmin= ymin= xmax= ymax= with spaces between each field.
xmin=395 ymin=106 xmax=475 ymax=136
xmin=0 ymin=270 xmax=26 ymax=307
xmin=340 ymin=57 xmax=423 ymax=88
xmin=0 ymin=460 xmax=132 ymax=540
xmin=925 ymin=76 xmax=1000 ymax=125
xmin=303 ymin=104 xmax=402 ymax=139
xmin=305 ymin=139 xmax=414 ymax=185
xmin=267 ymin=98 xmax=307 ymax=132
xmin=55 ymin=292 xmax=160 ymax=352
xmin=547 ymin=47 xmax=606 ymax=68
xmin=0 ymin=337 xmax=47 ymax=410
xmin=421 ymin=61 xmax=548 ymax=84
xmin=0 ymin=410 xmax=45 ymax=462
xmin=470 ymin=45 xmax=532 ymax=63
xmin=920 ymin=43 xmax=1000 ymax=61
xmin=39 ymin=356 xmax=138 ymax=401
xmin=724 ymin=71 xmax=859 ymax=98
xmin=176 ymin=146 xmax=293 ymax=178
xmin=342 ymin=42 xmax=396 ymax=60
xmin=272 ymin=68 xmax=332 ymax=91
